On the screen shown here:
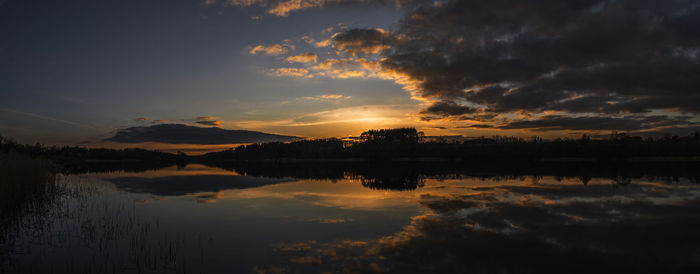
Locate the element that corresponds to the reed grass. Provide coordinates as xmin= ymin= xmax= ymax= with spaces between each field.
xmin=1 ymin=159 xmax=190 ymax=273
xmin=0 ymin=152 xmax=58 ymax=222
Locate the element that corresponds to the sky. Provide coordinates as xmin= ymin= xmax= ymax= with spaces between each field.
xmin=1 ymin=0 xmax=699 ymax=145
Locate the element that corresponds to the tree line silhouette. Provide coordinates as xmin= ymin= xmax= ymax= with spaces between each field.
xmin=4 ymin=131 xmax=700 ymax=192
xmin=202 ymin=128 xmax=700 ymax=161
xmin=1 ymin=135 xmax=186 ymax=163
xmin=3 ymin=128 xmax=700 ymax=164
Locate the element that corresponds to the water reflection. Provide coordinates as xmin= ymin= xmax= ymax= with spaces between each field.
xmin=361 ymin=182 xmax=700 ymax=273
xmin=69 ymin=161 xmax=700 ymax=192
xmin=3 ymin=163 xmax=700 ymax=273
xmin=258 ymin=179 xmax=700 ymax=273
xmin=214 ymin=161 xmax=700 ymax=187
xmin=107 ymin=175 xmax=292 ymax=196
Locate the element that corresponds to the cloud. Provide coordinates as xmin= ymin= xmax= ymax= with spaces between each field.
xmin=419 ymin=101 xmax=477 ymax=119
xmin=305 ymin=57 xmax=398 ymax=80
xmin=195 ymin=120 xmax=224 ymax=127
xmin=249 ymin=41 xmax=295 ymax=55
xmin=297 ymin=93 xmax=351 ymax=101
xmin=213 ymin=0 xmax=329 ymax=17
xmin=153 ymin=119 xmax=169 ymax=123
xmin=195 ymin=116 xmax=218 ymax=121
xmin=232 ymin=104 xmax=419 ymax=129
xmin=284 ymin=52 xmax=318 ymax=63
xmin=134 ymin=117 xmax=150 ymax=122
xmin=315 ymin=217 xmax=355 ymax=223
xmin=463 ymin=124 xmax=494 ymax=129
xmin=226 ymin=0 xmax=700 ymax=133
xmin=313 ymin=38 xmax=331 ymax=47
xmin=332 ymin=28 xmax=396 ymax=56
xmin=0 ymin=108 xmax=103 ymax=133
xmin=208 ymin=0 xmax=414 ymax=17
xmin=266 ymin=67 xmax=312 ymax=78
xmin=104 ymin=124 xmax=299 ymax=144
xmin=499 ymin=115 xmax=696 ymax=131
xmin=319 ymin=0 xmax=700 ymax=131
xmin=268 ymin=0 xmax=325 ymax=17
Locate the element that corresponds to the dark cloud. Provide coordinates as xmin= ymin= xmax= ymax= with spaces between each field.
xmin=464 ymin=124 xmax=494 ymax=129
xmin=419 ymin=101 xmax=477 ymax=120
xmin=332 ymin=0 xmax=700 ymax=131
xmin=459 ymin=113 xmax=499 ymax=122
xmin=500 ymin=115 xmax=695 ymax=131
xmin=195 ymin=120 xmax=223 ymax=127
xmin=104 ymin=124 xmax=299 ymax=144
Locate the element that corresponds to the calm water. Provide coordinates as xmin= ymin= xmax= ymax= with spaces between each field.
xmin=3 ymin=163 xmax=700 ymax=273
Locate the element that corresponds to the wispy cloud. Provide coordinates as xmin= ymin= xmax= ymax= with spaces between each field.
xmin=266 ymin=67 xmax=312 ymax=78
xmin=207 ymin=0 xmax=406 ymax=17
xmin=195 ymin=120 xmax=224 ymax=127
xmin=195 ymin=116 xmax=218 ymax=121
xmin=233 ymin=104 xmax=419 ymax=129
xmin=303 ymin=36 xmax=333 ymax=48
xmin=0 ymin=108 xmax=101 ymax=130
xmin=296 ymin=94 xmax=351 ymax=101
xmin=249 ymin=40 xmax=294 ymax=55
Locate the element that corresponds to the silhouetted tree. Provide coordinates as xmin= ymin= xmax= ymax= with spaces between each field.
xmin=360 ymin=128 xmax=424 ymax=143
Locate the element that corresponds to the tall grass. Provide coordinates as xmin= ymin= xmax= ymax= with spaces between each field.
xmin=1 ymin=155 xmax=189 ymax=273
xmin=0 ymin=152 xmax=58 ymax=222
xmin=0 ymin=152 xmax=58 ymax=262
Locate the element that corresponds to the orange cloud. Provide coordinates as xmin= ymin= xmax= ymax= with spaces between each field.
xmin=302 ymin=34 xmax=335 ymax=48
xmin=267 ymin=0 xmax=326 ymax=16
xmin=263 ymin=54 xmax=425 ymax=102
xmin=332 ymin=28 xmax=395 ymax=56
xmin=211 ymin=0 xmax=406 ymax=17
xmin=249 ymin=41 xmax=294 ymax=55
xmin=284 ymin=52 xmax=318 ymax=63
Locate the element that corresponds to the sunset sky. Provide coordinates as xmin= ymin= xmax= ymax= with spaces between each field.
xmin=1 ymin=0 xmax=699 ymax=145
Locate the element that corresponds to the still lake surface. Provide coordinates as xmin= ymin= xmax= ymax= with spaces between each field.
xmin=3 ymin=162 xmax=700 ymax=273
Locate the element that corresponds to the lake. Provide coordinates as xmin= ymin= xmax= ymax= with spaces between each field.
xmin=2 ymin=162 xmax=700 ymax=273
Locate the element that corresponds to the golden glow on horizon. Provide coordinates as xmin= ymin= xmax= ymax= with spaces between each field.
xmin=84 ymin=142 xmax=247 ymax=155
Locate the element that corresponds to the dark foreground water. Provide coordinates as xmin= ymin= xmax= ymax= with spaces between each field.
xmin=2 ymin=162 xmax=700 ymax=273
